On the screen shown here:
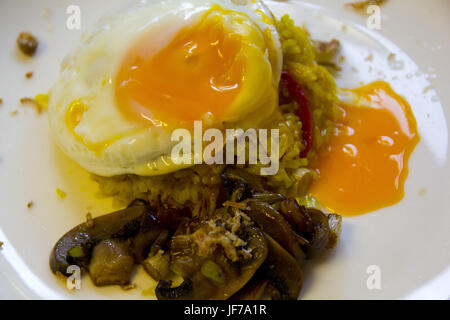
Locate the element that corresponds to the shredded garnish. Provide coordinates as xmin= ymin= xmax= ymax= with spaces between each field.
xmin=191 ymin=211 xmax=251 ymax=262
xmin=222 ymin=201 xmax=248 ymax=210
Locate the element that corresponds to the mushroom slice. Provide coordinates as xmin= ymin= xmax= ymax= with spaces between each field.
xmin=143 ymin=250 xmax=170 ymax=281
xmin=279 ymin=199 xmax=314 ymax=235
xmin=220 ymin=168 xmax=285 ymax=204
xmin=156 ymin=225 xmax=268 ymax=300
xmin=280 ymin=200 xmax=342 ymax=257
xmin=88 ymin=239 xmax=134 ymax=286
xmin=221 ymin=168 xmax=263 ymax=202
xmin=50 ymin=205 xmax=154 ymax=275
xmin=261 ymin=233 xmax=303 ymax=300
xmin=245 ymin=199 xmax=305 ymax=264
xmin=304 ymin=209 xmax=331 ymax=258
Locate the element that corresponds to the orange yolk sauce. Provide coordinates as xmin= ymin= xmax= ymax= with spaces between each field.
xmin=115 ymin=16 xmax=245 ymax=126
xmin=309 ymin=81 xmax=420 ymax=216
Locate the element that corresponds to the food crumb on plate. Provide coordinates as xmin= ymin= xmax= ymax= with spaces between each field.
xmin=20 ymin=97 xmax=43 ymax=114
xmin=43 ymin=8 xmax=51 ymax=19
xmin=345 ymin=0 xmax=388 ymax=12
xmin=9 ymin=110 xmax=18 ymax=116
xmin=0 ymin=241 xmax=3 ymax=250
xmin=387 ymin=53 xmax=404 ymax=70
xmin=365 ymin=53 xmax=374 ymax=62
xmin=17 ymin=32 xmax=39 ymax=56
xmin=56 ymin=188 xmax=67 ymax=199
xmin=25 ymin=71 xmax=33 ymax=79
xmin=418 ymin=187 xmax=427 ymax=196
xmin=27 ymin=201 xmax=34 ymax=209
xmin=34 ymin=94 xmax=49 ymax=112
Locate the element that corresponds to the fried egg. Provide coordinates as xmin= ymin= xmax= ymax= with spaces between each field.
xmin=48 ymin=0 xmax=282 ymax=176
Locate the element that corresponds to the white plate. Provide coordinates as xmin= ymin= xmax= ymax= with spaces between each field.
xmin=0 ymin=0 xmax=449 ymax=299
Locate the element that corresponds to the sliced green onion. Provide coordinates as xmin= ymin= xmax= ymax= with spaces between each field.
xmin=297 ymin=194 xmax=321 ymax=209
xmin=68 ymin=245 xmax=84 ymax=258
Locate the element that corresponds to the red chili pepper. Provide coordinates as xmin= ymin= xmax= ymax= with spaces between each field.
xmin=280 ymin=70 xmax=313 ymax=158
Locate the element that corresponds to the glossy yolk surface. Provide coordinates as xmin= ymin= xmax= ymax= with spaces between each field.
xmin=115 ymin=13 xmax=245 ymax=126
xmin=309 ymin=81 xmax=420 ymax=216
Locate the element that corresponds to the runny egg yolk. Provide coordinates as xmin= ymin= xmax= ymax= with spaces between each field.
xmin=309 ymin=81 xmax=420 ymax=216
xmin=115 ymin=12 xmax=245 ymax=126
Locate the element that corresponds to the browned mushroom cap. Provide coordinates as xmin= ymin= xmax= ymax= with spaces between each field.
xmin=155 ymin=225 xmax=268 ymax=300
xmin=261 ymin=233 xmax=303 ymax=300
xmin=280 ymin=199 xmax=342 ymax=258
xmin=49 ymin=205 xmax=158 ymax=276
xmin=245 ymin=199 xmax=305 ymax=264
xmin=221 ymin=167 xmax=263 ymax=202
xmin=279 ymin=199 xmax=314 ymax=235
xmin=220 ymin=167 xmax=285 ymax=204
xmin=304 ymin=209 xmax=331 ymax=258
xmin=231 ymin=232 xmax=304 ymax=300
